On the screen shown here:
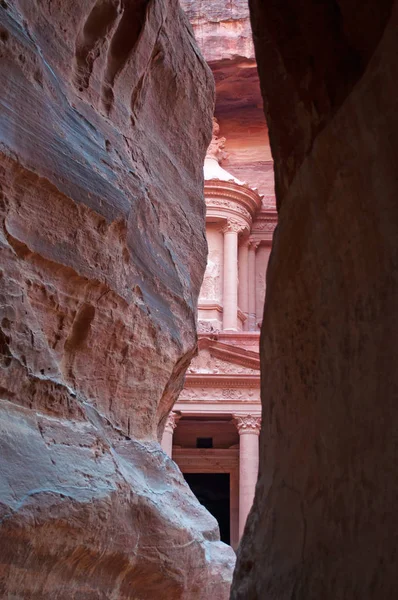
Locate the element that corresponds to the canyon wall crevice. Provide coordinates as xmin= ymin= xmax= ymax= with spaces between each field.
xmin=231 ymin=1 xmax=398 ymax=599
xmin=0 ymin=0 xmax=235 ymax=597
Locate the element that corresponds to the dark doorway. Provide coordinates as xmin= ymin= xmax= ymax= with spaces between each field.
xmin=184 ymin=473 xmax=230 ymax=544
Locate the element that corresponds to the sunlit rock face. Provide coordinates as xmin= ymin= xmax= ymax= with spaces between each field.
xmin=0 ymin=0 xmax=235 ymax=597
xmin=232 ymin=1 xmax=398 ymax=599
xmin=180 ymin=0 xmax=274 ymax=204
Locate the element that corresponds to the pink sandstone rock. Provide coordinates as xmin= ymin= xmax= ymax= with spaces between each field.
xmin=180 ymin=0 xmax=274 ymax=201
xmin=231 ymin=1 xmax=398 ymax=598
xmin=0 ymin=0 xmax=235 ymax=596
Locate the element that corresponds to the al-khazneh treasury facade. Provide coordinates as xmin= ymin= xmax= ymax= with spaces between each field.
xmin=162 ymin=122 xmax=277 ymax=549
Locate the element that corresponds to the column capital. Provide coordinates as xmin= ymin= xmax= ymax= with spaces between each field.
xmin=233 ymin=414 xmax=262 ymax=435
xmin=248 ymin=238 xmax=260 ymax=250
xmin=164 ymin=411 xmax=181 ymax=434
xmin=222 ymin=219 xmax=246 ymax=235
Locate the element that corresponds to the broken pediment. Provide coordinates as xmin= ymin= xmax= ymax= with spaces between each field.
xmin=187 ymin=339 xmax=260 ymax=375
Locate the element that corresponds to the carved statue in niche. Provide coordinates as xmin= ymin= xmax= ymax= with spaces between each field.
xmin=200 ymin=249 xmax=221 ymax=302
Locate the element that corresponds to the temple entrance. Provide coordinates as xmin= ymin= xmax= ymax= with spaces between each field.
xmin=184 ymin=473 xmax=230 ymax=544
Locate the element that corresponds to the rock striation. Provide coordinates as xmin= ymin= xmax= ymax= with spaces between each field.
xmin=232 ymin=1 xmax=398 ymax=598
xmin=0 ymin=0 xmax=235 ymax=597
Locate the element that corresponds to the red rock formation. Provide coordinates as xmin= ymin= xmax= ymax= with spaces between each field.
xmin=232 ymin=1 xmax=398 ymax=598
xmin=0 ymin=0 xmax=235 ymax=597
xmin=180 ymin=0 xmax=274 ymax=202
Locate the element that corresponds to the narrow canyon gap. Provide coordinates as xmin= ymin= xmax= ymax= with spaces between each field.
xmin=0 ymin=0 xmax=236 ymax=598
xmin=232 ymin=1 xmax=398 ymax=599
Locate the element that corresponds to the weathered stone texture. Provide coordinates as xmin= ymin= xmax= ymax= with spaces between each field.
xmin=181 ymin=0 xmax=254 ymax=63
xmin=180 ymin=0 xmax=273 ymax=200
xmin=0 ymin=0 xmax=235 ymax=597
xmin=232 ymin=1 xmax=398 ymax=599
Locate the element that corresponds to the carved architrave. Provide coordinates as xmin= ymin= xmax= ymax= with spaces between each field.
xmin=232 ymin=414 xmax=262 ymax=435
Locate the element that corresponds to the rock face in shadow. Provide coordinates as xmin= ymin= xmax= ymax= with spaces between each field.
xmin=0 ymin=0 xmax=235 ymax=597
xmin=232 ymin=1 xmax=398 ymax=598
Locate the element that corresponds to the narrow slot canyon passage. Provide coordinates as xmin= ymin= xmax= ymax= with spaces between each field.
xmin=1 ymin=0 xmax=398 ymax=599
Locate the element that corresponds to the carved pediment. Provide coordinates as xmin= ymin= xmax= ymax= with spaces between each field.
xmin=187 ymin=341 xmax=260 ymax=375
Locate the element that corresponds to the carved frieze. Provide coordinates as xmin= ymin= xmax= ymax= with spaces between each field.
xmin=252 ymin=221 xmax=277 ymax=232
xmin=178 ymin=387 xmax=260 ymax=401
xmin=206 ymin=198 xmax=251 ymax=221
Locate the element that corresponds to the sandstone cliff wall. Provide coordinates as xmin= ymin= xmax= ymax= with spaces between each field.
xmin=0 ymin=0 xmax=235 ymax=597
xmin=180 ymin=0 xmax=273 ymax=199
xmin=232 ymin=1 xmax=398 ymax=598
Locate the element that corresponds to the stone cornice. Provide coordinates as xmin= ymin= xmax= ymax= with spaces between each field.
xmin=198 ymin=302 xmax=223 ymax=313
xmin=198 ymin=332 xmax=260 ymax=341
xmin=197 ymin=305 xmax=247 ymax=324
xmin=197 ymin=331 xmax=260 ymax=350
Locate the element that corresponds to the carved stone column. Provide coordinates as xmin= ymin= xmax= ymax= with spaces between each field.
xmin=223 ymin=220 xmax=244 ymax=331
xmin=233 ymin=414 xmax=262 ymax=538
xmin=248 ymin=240 xmax=259 ymax=330
xmin=238 ymin=239 xmax=249 ymax=330
xmin=161 ymin=411 xmax=180 ymax=457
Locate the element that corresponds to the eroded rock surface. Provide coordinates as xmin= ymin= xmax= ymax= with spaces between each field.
xmin=232 ymin=1 xmax=398 ymax=598
xmin=180 ymin=0 xmax=273 ymax=202
xmin=0 ymin=0 xmax=235 ymax=597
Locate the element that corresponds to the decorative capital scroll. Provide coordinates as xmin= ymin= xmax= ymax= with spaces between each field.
xmin=233 ymin=414 xmax=262 ymax=435
xmin=222 ymin=219 xmax=246 ymax=235
xmin=206 ymin=117 xmax=227 ymax=162
xmin=164 ymin=411 xmax=181 ymax=434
